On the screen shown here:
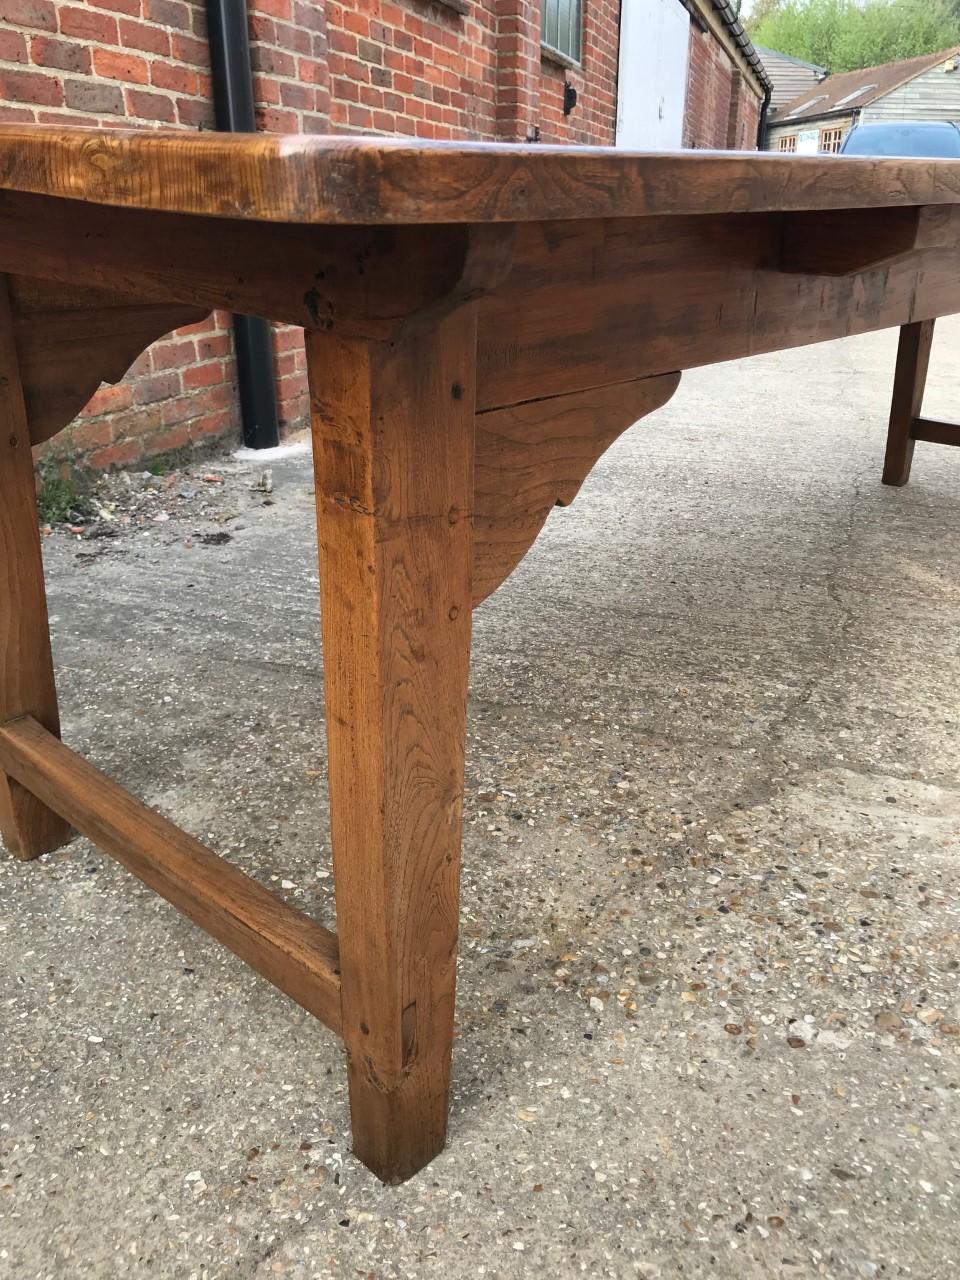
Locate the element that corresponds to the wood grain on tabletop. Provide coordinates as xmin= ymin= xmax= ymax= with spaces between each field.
xmin=2 ymin=125 xmax=960 ymax=224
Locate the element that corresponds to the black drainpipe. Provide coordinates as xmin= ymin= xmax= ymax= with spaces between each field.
xmin=757 ymin=81 xmax=772 ymax=150
xmin=205 ymin=0 xmax=280 ymax=450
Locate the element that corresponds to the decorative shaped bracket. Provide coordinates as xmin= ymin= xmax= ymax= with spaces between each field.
xmin=472 ymin=371 xmax=681 ymax=603
xmin=10 ymin=276 xmax=206 ymax=447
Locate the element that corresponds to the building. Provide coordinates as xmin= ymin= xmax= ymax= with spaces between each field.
xmin=0 ymin=0 xmax=767 ymax=470
xmin=755 ymin=44 xmax=825 ymax=114
xmin=766 ymin=45 xmax=960 ymax=155
xmin=617 ymin=1 xmax=769 ymax=152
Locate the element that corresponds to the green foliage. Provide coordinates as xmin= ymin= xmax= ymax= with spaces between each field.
xmin=36 ymin=459 xmax=92 ymax=526
xmin=749 ymin=0 xmax=960 ymax=72
xmin=749 ymin=0 xmax=786 ymax=29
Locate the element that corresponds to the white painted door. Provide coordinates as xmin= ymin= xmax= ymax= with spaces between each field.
xmin=616 ymin=0 xmax=690 ymax=150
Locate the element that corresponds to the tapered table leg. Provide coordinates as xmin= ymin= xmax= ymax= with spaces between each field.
xmin=307 ymin=305 xmax=476 ymax=1183
xmin=0 ymin=277 xmax=73 ymax=860
xmin=883 ymin=319 xmax=935 ymax=487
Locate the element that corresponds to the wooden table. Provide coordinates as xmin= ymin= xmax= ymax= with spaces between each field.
xmin=2 ymin=128 xmax=959 ymax=1183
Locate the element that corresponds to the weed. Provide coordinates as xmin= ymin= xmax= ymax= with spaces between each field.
xmin=36 ymin=459 xmax=93 ymax=526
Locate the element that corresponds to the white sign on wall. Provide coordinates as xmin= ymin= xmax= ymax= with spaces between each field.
xmin=796 ymin=128 xmax=821 ymax=155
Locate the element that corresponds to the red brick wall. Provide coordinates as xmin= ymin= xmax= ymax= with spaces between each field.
xmin=495 ymin=0 xmax=538 ymax=140
xmin=325 ymin=0 xmax=496 ymax=137
xmin=0 ymin=0 xmax=236 ymax=468
xmin=0 ymin=0 xmax=758 ymax=471
xmin=683 ymin=22 xmax=759 ymax=151
xmin=538 ymin=0 xmax=620 ymax=145
xmin=321 ymin=0 xmax=618 ymax=145
xmin=734 ymin=75 xmax=760 ymax=152
xmin=72 ymin=313 xmax=238 ymax=470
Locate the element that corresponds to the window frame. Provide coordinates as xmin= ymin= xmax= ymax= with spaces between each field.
xmin=541 ymin=0 xmax=583 ymax=69
xmin=777 ymin=135 xmax=798 ymax=152
xmin=819 ymin=127 xmax=844 ymax=154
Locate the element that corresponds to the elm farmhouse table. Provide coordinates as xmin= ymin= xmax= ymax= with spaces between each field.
xmin=2 ymin=127 xmax=960 ymax=1183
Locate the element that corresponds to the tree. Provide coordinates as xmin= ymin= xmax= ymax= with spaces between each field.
xmin=748 ymin=0 xmax=787 ymax=28
xmin=748 ymin=0 xmax=960 ymax=72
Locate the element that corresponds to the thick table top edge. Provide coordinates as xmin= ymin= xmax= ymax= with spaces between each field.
xmin=2 ymin=125 xmax=960 ymax=226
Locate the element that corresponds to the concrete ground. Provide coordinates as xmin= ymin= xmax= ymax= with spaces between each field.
xmin=2 ymin=321 xmax=960 ymax=1279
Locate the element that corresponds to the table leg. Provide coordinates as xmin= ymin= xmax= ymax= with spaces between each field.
xmin=883 ymin=319 xmax=935 ymax=487
xmin=0 ymin=277 xmax=73 ymax=860
xmin=307 ymin=305 xmax=476 ymax=1183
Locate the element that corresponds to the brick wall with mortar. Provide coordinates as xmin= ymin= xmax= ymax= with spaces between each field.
xmin=683 ymin=20 xmax=760 ymax=151
xmin=0 ymin=0 xmax=760 ymax=471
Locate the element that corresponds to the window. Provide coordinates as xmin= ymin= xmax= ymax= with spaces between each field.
xmin=778 ymin=135 xmax=797 ymax=152
xmin=541 ymin=0 xmax=582 ymax=65
xmin=787 ymin=95 xmax=827 ymax=117
xmin=834 ymin=85 xmax=877 ymax=108
xmin=820 ymin=127 xmax=844 ymax=153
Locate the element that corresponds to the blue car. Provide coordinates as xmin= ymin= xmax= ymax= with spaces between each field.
xmin=840 ymin=120 xmax=960 ymax=157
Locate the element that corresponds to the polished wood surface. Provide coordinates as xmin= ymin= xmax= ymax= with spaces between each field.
xmin=0 ymin=189 xmax=518 ymax=340
xmin=11 ymin=278 xmax=205 ymax=447
xmin=0 ymin=716 xmax=342 ymax=1031
xmin=883 ymin=319 xmax=960 ymax=483
xmin=476 ymin=209 xmax=960 ymax=409
xmin=0 ymin=277 xmax=72 ymax=859
xmin=3 ymin=129 xmax=960 ymax=1184
xmin=912 ymin=416 xmax=960 ymax=447
xmin=3 ymin=126 xmax=960 ymax=224
xmin=308 ymin=306 xmax=477 ymax=1182
xmin=473 ymin=374 xmax=681 ymax=603
xmin=884 ymin=320 xmax=936 ymax=486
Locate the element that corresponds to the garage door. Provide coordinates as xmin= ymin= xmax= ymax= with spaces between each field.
xmin=616 ymin=0 xmax=691 ymax=151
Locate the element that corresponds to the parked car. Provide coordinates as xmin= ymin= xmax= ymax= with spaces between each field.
xmin=839 ymin=120 xmax=960 ymax=157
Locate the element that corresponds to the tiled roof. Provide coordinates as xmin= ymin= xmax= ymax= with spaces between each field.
xmin=773 ymin=45 xmax=960 ymax=122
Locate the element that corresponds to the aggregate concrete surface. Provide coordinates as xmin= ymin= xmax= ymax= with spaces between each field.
xmin=2 ymin=322 xmax=960 ymax=1279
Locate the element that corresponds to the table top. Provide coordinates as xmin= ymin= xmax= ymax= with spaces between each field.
xmin=2 ymin=125 xmax=960 ymax=226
